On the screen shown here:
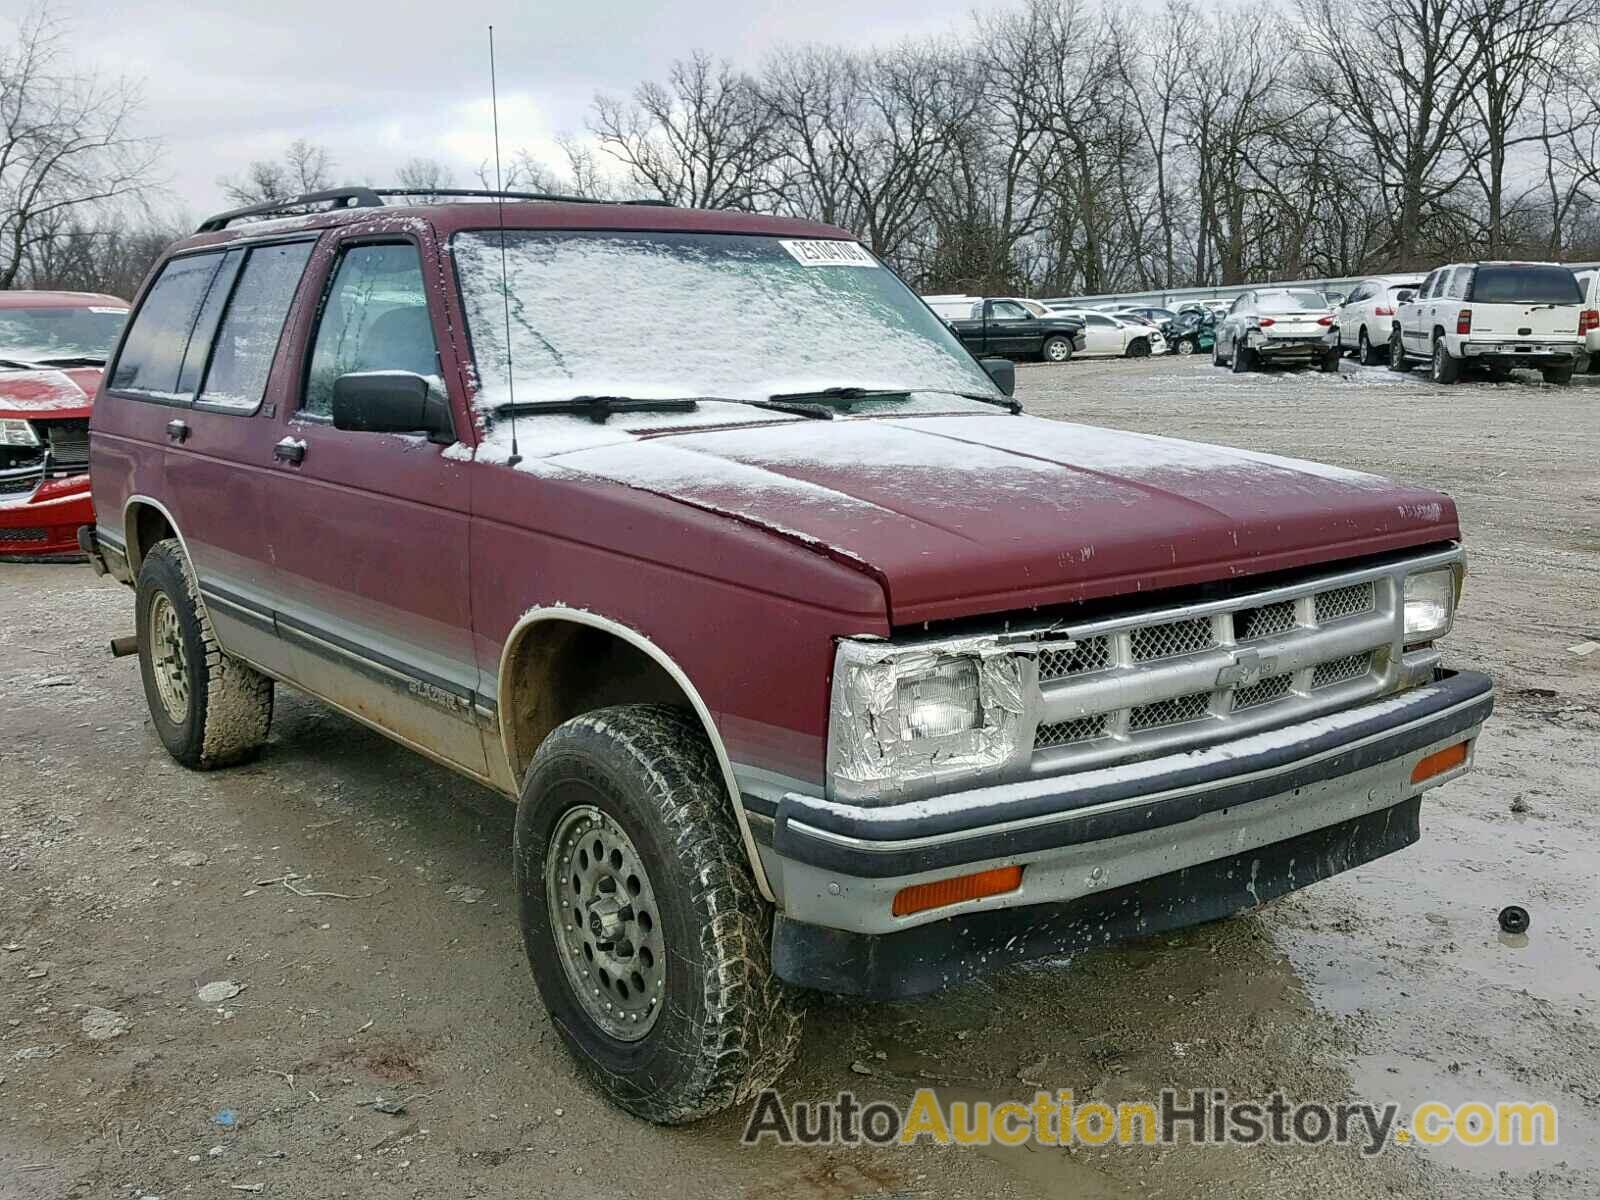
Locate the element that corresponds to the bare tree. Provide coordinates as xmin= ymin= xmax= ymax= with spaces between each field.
xmin=218 ymin=138 xmax=335 ymax=206
xmin=591 ymin=51 xmax=777 ymax=208
xmin=0 ymin=4 xmax=161 ymax=288
xmin=1304 ymin=0 xmax=1485 ymax=268
xmin=395 ymin=155 xmax=454 ymax=201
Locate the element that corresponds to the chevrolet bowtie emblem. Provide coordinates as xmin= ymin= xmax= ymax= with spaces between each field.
xmin=1216 ymin=648 xmax=1278 ymax=687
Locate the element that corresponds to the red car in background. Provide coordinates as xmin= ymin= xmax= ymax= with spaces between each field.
xmin=0 ymin=291 xmax=128 ymax=558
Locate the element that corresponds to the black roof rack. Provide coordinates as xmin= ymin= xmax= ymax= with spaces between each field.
xmin=196 ymin=185 xmax=674 ymax=233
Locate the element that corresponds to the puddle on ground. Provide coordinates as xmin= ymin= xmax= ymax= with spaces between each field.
xmin=1268 ymin=713 xmax=1600 ymax=1178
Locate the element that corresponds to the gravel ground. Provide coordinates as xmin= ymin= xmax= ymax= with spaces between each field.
xmin=2 ymin=354 xmax=1596 ymax=1199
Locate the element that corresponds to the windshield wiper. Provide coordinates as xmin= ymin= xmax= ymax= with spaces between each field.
xmin=33 ymin=355 xmax=106 ymax=367
xmin=918 ymin=388 xmax=1024 ymax=415
xmin=768 ymin=386 xmax=911 ymax=405
xmin=746 ymin=398 xmax=835 ymax=420
xmin=494 ymin=395 xmax=701 ymax=424
xmin=0 ymin=358 xmax=43 ymax=370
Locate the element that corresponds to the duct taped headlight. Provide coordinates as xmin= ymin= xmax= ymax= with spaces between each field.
xmin=828 ymin=637 xmax=1031 ymax=803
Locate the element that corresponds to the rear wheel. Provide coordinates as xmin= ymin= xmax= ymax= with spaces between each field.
xmin=1231 ymin=342 xmax=1253 ymax=373
xmin=1358 ymin=327 xmax=1384 ymax=366
xmin=1318 ymin=346 xmax=1341 ymax=373
xmin=514 ymin=704 xmax=803 ymax=1124
xmin=1212 ymin=337 xmax=1225 ymax=367
xmin=1541 ymin=363 xmax=1574 ymax=386
xmin=135 ymin=539 xmax=273 ymax=769
xmin=1388 ymin=330 xmax=1412 ymax=373
xmin=1041 ymin=335 xmax=1073 ymax=363
xmin=1430 ymin=337 xmax=1460 ymax=384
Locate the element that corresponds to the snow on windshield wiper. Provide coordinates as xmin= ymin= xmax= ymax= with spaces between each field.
xmin=767 ymin=386 xmax=911 ymax=405
xmin=494 ymin=395 xmax=701 ymax=424
xmin=917 ymin=388 xmax=1024 ymax=415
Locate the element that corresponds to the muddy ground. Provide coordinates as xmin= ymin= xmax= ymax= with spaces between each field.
xmin=2 ymin=355 xmax=1596 ymax=1199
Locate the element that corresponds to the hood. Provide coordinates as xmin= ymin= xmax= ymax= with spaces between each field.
xmin=548 ymin=412 xmax=1460 ymax=624
xmin=0 ymin=367 xmax=99 ymax=421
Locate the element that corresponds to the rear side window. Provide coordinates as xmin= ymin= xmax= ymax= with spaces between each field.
xmin=1446 ymin=268 xmax=1472 ymax=300
xmin=1469 ymin=265 xmax=1583 ymax=305
xmin=111 ymin=252 xmax=227 ymax=399
xmin=199 ymin=241 xmax=315 ymax=413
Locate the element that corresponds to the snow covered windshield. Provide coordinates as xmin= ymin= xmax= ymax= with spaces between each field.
xmin=451 ymin=231 xmax=997 ymax=410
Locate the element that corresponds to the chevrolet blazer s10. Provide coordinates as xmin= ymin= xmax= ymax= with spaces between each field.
xmin=81 ymin=188 xmax=1493 ymax=1123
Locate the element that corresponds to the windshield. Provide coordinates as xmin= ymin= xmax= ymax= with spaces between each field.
xmin=1260 ymin=291 xmax=1330 ymax=313
xmin=0 ymin=304 xmax=127 ymax=364
xmin=1468 ymin=265 xmax=1582 ymax=305
xmin=452 ymin=231 xmax=997 ymax=409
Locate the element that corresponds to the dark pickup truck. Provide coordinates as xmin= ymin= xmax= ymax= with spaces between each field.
xmin=946 ymin=298 xmax=1087 ymax=362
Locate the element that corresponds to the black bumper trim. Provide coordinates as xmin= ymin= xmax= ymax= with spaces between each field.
xmin=773 ymin=795 xmax=1421 ymax=998
xmin=775 ymin=670 xmax=1492 ymax=878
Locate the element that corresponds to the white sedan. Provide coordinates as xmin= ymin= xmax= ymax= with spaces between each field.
xmin=1332 ymin=276 xmax=1425 ymax=366
xmin=1046 ymin=308 xmax=1166 ymax=357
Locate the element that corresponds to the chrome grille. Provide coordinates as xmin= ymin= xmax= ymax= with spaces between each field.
xmin=1129 ymin=691 xmax=1213 ymax=731
xmin=1034 ymin=714 xmax=1110 ymax=749
xmin=1023 ymin=554 xmax=1443 ymax=776
xmin=1038 ymin=636 xmax=1111 ymax=680
xmin=1130 ymin=617 xmax=1215 ymax=662
xmin=1312 ymin=652 xmax=1372 ymax=689
xmin=1315 ymin=582 xmax=1374 ymax=624
xmin=1235 ymin=601 xmax=1295 ymax=641
xmin=1234 ymin=673 xmax=1295 ymax=709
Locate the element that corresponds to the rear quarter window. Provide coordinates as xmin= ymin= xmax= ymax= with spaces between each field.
xmin=110 ymin=252 xmax=228 ymax=400
xmin=1468 ymin=265 xmax=1582 ymax=305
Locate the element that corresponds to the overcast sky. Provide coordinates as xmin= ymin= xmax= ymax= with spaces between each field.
xmin=8 ymin=0 xmax=983 ymax=219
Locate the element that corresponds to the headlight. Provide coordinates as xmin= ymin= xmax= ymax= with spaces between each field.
xmin=1403 ymin=567 xmax=1456 ymax=642
xmin=829 ymin=638 xmax=1028 ymax=803
xmin=0 ymin=418 xmax=39 ymax=447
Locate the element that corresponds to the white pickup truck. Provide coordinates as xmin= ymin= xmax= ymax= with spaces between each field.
xmin=1389 ymin=261 xmax=1584 ymax=385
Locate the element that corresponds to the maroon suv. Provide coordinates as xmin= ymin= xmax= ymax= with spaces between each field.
xmin=83 ymin=187 xmax=1493 ymax=1124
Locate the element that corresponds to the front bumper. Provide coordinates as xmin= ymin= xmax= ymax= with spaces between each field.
xmin=0 ymin=473 xmax=93 ymax=558
xmin=767 ymin=669 xmax=1493 ymax=997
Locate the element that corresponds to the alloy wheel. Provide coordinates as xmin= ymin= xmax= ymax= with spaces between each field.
xmin=545 ymin=804 xmax=666 ymax=1042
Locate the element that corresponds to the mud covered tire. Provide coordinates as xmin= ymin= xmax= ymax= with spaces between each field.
xmin=513 ymin=704 xmax=803 ymax=1124
xmin=135 ymin=538 xmax=273 ymax=769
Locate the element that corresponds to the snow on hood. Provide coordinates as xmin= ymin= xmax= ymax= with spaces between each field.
xmin=0 ymin=367 xmax=97 ymax=419
xmin=453 ymin=409 xmax=1460 ymax=623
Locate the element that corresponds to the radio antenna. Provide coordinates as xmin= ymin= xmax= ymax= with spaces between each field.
xmin=488 ymin=25 xmax=521 ymax=466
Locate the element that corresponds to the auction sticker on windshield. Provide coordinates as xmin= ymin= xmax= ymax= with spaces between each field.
xmin=779 ymin=239 xmax=878 ymax=267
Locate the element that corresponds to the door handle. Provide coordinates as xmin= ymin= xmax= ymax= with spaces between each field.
xmin=273 ymin=437 xmax=306 ymax=465
xmin=166 ymin=419 xmax=189 ymax=443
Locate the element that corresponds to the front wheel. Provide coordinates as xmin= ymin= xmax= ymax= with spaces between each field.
xmin=514 ymin=704 xmax=803 ymax=1124
xmin=1126 ymin=337 xmax=1151 ymax=358
xmin=1041 ymin=335 xmax=1073 ymax=363
xmin=1388 ymin=330 xmax=1412 ymax=373
xmin=135 ymin=539 xmax=273 ymax=769
xmin=1176 ymin=337 xmax=1195 ymax=356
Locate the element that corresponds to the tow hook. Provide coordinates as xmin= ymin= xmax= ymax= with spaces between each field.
xmin=109 ymin=635 xmax=138 ymax=658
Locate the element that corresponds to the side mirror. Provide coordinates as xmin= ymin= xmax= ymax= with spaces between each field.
xmin=1395 ymin=290 xmax=1416 ymax=304
xmin=980 ymin=357 xmax=1016 ymax=396
xmin=332 ymin=371 xmax=453 ymax=442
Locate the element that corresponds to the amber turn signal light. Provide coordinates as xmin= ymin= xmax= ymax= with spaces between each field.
xmin=892 ymin=865 xmax=1023 ymax=917
xmin=1411 ymin=740 xmax=1469 ymax=784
